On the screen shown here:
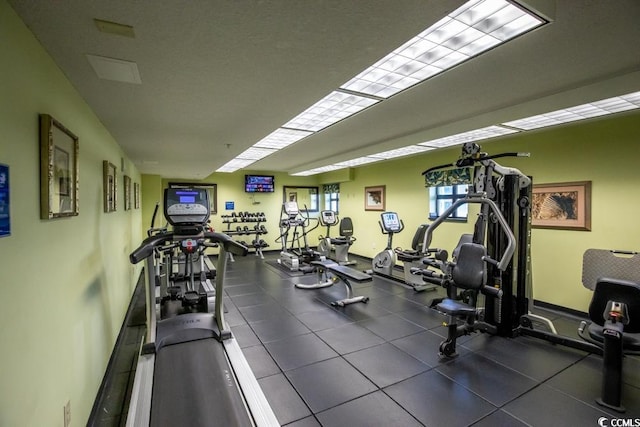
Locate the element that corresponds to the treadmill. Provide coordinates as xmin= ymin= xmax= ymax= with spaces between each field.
xmin=127 ymin=187 xmax=278 ymax=426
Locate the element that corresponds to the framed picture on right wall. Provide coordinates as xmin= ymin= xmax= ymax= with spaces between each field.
xmin=531 ymin=181 xmax=591 ymax=231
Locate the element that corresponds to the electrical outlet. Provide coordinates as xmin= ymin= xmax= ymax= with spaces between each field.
xmin=63 ymin=400 xmax=71 ymax=427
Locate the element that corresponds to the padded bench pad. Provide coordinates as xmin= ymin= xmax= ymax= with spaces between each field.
xmin=311 ymin=260 xmax=372 ymax=282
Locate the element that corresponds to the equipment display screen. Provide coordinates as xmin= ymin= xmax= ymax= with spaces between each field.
xmin=164 ymin=188 xmax=210 ymax=225
xmin=381 ymin=212 xmax=401 ymax=231
xmin=179 ymin=195 xmax=196 ymax=203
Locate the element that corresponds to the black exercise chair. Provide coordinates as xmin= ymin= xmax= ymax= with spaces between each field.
xmin=434 ymin=242 xmax=502 ymax=358
xmin=331 ymin=217 xmax=356 ymax=265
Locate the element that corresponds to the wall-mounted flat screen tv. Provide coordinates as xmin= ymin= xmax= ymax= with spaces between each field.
xmin=245 ymin=175 xmax=275 ymax=193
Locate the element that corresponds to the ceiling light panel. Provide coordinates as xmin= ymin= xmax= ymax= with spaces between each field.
xmin=369 ymin=145 xmax=435 ymax=159
xmin=237 ymin=147 xmax=276 ymax=160
xmin=340 ymin=0 xmax=544 ymax=98
xmin=283 ymin=91 xmax=380 ymax=132
xmin=216 ymin=158 xmax=255 ymax=173
xmin=503 ymin=91 xmax=640 ymax=130
xmin=419 ymin=125 xmax=519 ymax=148
xmin=334 ymin=157 xmax=382 ymax=167
xmin=253 ymin=128 xmax=312 ymax=149
xmin=291 ymin=165 xmax=346 ymax=176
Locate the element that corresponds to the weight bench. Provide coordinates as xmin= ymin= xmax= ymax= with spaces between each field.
xmin=295 ymin=260 xmax=371 ymax=306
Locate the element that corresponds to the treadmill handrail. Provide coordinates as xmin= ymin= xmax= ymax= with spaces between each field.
xmin=130 ymin=231 xmax=248 ymax=264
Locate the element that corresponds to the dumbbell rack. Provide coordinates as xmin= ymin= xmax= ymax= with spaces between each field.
xmin=221 ymin=211 xmax=269 ymax=259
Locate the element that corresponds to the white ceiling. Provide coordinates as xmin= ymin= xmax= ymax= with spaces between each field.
xmin=8 ymin=0 xmax=640 ymax=179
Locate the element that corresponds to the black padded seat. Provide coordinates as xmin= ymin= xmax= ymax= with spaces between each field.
xmin=396 ymin=249 xmax=421 ymax=263
xmin=436 ymin=298 xmax=477 ymax=316
xmin=331 ymin=217 xmax=355 ymax=246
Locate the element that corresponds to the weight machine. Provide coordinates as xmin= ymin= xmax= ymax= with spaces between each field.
xmin=415 ymin=142 xmax=640 ymax=412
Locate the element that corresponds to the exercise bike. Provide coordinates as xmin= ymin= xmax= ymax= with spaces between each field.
xmin=368 ymin=211 xmax=436 ymax=292
xmin=317 ymin=210 xmax=338 ymax=259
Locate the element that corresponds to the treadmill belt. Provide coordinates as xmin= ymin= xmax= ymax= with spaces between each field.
xmin=151 ymin=338 xmax=253 ymax=426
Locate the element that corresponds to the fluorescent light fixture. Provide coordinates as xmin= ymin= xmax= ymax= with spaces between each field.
xmin=86 ymin=54 xmax=142 ymax=84
xmin=334 ymin=157 xmax=382 ymax=167
xmin=418 ymin=125 xmax=519 ymax=148
xmin=503 ymin=91 xmax=640 ymax=130
xmin=218 ymin=0 xmax=546 ymax=174
xmin=283 ymin=91 xmax=380 ymax=132
xmin=340 ymin=0 xmax=544 ymax=98
xmin=216 ymin=158 xmax=256 ymax=173
xmin=237 ymin=147 xmax=276 ymax=160
xmin=291 ymin=165 xmax=346 ymax=176
xmin=369 ymin=145 xmax=435 ymax=159
xmin=253 ymin=128 xmax=312 ymax=149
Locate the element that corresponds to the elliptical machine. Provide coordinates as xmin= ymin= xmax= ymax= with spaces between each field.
xmin=277 ymin=201 xmax=323 ymax=272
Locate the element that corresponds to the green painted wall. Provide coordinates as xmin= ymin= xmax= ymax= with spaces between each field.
xmin=0 ymin=2 xmax=142 ymax=426
xmin=337 ymin=112 xmax=640 ymax=312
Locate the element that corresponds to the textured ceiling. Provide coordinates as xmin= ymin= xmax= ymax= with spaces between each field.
xmin=8 ymin=0 xmax=640 ymax=179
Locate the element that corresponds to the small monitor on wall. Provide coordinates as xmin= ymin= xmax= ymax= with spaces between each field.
xmin=245 ymin=175 xmax=275 ymax=193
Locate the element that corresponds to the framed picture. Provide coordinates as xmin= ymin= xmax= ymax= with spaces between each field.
xmin=364 ymin=185 xmax=386 ymax=211
xmin=39 ymin=114 xmax=79 ymax=219
xmin=124 ymin=175 xmax=131 ymax=211
xmin=103 ymin=161 xmax=117 ymax=212
xmin=531 ymin=181 xmax=591 ymax=231
xmin=168 ymin=182 xmax=217 ymax=214
xmin=134 ymin=182 xmax=140 ymax=209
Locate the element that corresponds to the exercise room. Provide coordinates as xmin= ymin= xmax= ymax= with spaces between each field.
xmin=1 ymin=1 xmax=639 ymax=426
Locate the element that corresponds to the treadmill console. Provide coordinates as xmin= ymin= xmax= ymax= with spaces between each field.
xmin=320 ymin=210 xmax=338 ymax=226
xmin=380 ymin=212 xmax=402 ymax=232
xmin=164 ymin=188 xmax=210 ymax=226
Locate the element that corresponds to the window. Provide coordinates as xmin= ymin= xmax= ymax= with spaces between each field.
xmin=429 ymin=184 xmax=469 ymax=220
xmin=323 ymin=183 xmax=340 ymax=213
xmin=425 ymin=167 xmax=471 ymax=221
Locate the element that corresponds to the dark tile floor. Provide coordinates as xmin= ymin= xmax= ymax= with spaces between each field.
xmin=93 ymin=252 xmax=640 ymax=426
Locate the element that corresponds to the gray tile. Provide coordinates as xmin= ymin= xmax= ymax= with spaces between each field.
xmin=436 ymin=353 xmax=538 ymax=406
xmin=384 ymin=370 xmax=496 ymax=426
xmin=243 ymin=345 xmax=281 ymax=379
xmin=265 ymin=333 xmax=338 ymax=371
xmin=316 ymin=323 xmax=386 ymax=355
xmin=286 ymin=357 xmax=377 ymax=413
xmin=316 ymin=391 xmax=421 ymax=427
xmin=258 ymin=373 xmax=312 ymax=425
xmin=503 ymin=384 xmax=609 ymax=426
xmin=344 ymin=343 xmax=430 ymax=388
xmin=358 ymin=313 xmax=425 ymax=341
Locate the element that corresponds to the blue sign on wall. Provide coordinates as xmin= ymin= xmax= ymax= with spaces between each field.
xmin=0 ymin=163 xmax=10 ymax=237
xmin=225 ymin=201 xmax=235 ymax=210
